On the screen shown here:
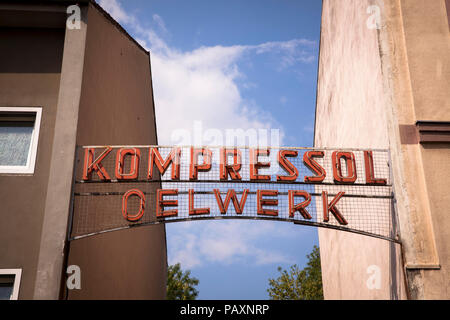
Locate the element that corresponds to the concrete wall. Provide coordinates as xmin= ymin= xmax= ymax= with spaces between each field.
xmin=316 ymin=0 xmax=450 ymax=299
xmin=315 ymin=0 xmax=406 ymax=299
xmin=0 ymin=28 xmax=65 ymax=299
xmin=420 ymin=145 xmax=450 ymax=298
xmin=33 ymin=3 xmax=89 ymax=299
xmin=400 ymin=0 xmax=450 ymax=121
xmin=378 ymin=0 xmax=449 ymax=299
xmin=315 ymin=0 xmax=389 ymax=149
xmin=397 ymin=0 xmax=450 ymax=298
xmin=65 ymin=3 xmax=167 ymax=299
xmin=0 ymin=1 xmax=166 ymax=300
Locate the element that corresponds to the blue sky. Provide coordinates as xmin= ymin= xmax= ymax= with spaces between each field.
xmin=98 ymin=0 xmax=323 ymax=299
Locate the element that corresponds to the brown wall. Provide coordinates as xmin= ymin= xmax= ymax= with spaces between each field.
xmin=0 ymin=28 xmax=65 ymax=299
xmin=66 ymin=3 xmax=167 ymax=299
xmin=67 ymin=226 xmax=167 ymax=299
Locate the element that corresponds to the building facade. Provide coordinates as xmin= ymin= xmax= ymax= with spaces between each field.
xmin=0 ymin=0 xmax=167 ymax=299
xmin=315 ymin=0 xmax=450 ymax=299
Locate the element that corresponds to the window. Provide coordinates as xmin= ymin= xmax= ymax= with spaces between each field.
xmin=0 ymin=269 xmax=22 ymax=300
xmin=0 ymin=107 xmax=42 ymax=174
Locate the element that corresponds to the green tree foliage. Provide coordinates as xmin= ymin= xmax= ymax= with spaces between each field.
xmin=267 ymin=245 xmax=323 ymax=300
xmin=166 ymin=263 xmax=199 ymax=300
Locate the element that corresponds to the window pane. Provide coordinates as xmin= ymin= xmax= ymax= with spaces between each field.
xmin=0 ymin=122 xmax=34 ymax=166
xmin=0 ymin=284 xmax=13 ymax=300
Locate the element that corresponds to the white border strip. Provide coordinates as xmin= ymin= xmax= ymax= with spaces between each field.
xmin=0 ymin=269 xmax=22 ymax=300
xmin=0 ymin=107 xmax=42 ymax=174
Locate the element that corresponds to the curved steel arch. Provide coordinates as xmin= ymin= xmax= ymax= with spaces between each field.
xmin=69 ymin=215 xmax=400 ymax=243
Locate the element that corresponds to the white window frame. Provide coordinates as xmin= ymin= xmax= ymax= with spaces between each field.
xmin=0 ymin=107 xmax=42 ymax=174
xmin=0 ymin=269 xmax=22 ymax=300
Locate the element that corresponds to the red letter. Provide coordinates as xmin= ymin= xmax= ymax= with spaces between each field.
xmin=364 ymin=151 xmax=387 ymax=185
xmin=148 ymin=147 xmax=181 ymax=180
xmin=322 ymin=191 xmax=347 ymax=225
xmin=189 ymin=189 xmax=210 ymax=215
xmin=82 ymin=147 xmax=112 ymax=181
xmin=257 ymin=190 xmax=278 ymax=216
xmin=332 ymin=151 xmax=357 ymax=184
xmin=156 ymin=189 xmax=178 ymax=218
xmin=277 ymin=150 xmax=299 ymax=182
xmin=115 ymin=148 xmax=140 ymax=180
xmin=122 ymin=189 xmax=145 ymax=221
xmin=288 ymin=190 xmax=312 ymax=219
xmin=189 ymin=147 xmax=212 ymax=180
xmin=220 ymin=148 xmax=242 ymax=181
xmin=303 ymin=150 xmax=326 ymax=183
xmin=250 ymin=148 xmax=271 ymax=181
xmin=214 ymin=189 xmax=248 ymax=214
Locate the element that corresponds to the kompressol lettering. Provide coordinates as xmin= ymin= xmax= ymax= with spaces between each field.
xmin=71 ymin=145 xmax=395 ymax=243
xmin=81 ymin=146 xmax=385 ymax=224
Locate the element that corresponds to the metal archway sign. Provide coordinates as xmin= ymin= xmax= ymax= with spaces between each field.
xmin=68 ymin=145 xmax=399 ymax=243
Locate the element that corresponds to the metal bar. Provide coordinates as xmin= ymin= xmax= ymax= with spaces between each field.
xmin=75 ymin=178 xmax=392 ymax=187
xmin=78 ymin=144 xmax=390 ymax=152
xmin=68 ymin=215 xmax=401 ymax=243
xmin=74 ymin=191 xmax=393 ymax=199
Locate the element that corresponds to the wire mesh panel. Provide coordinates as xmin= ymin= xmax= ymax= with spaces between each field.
xmin=70 ymin=146 xmax=398 ymax=242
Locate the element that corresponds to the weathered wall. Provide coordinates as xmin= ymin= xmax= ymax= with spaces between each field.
xmin=316 ymin=0 xmax=450 ymax=299
xmin=315 ymin=0 xmax=406 ymax=299
xmin=66 ymin=3 xmax=167 ymax=299
xmin=378 ymin=0 xmax=449 ymax=299
xmin=396 ymin=0 xmax=450 ymax=298
xmin=315 ymin=0 xmax=389 ymax=149
xmin=400 ymin=0 xmax=450 ymax=121
xmin=420 ymin=144 xmax=450 ymax=298
xmin=0 ymin=28 xmax=64 ymax=299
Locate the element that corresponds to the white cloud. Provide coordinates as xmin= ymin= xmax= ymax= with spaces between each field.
xmin=251 ymin=38 xmax=317 ymax=68
xmin=167 ymin=221 xmax=294 ymax=269
xmin=140 ymin=39 xmax=284 ymax=145
xmin=98 ymin=0 xmax=316 ymax=147
xmin=146 ymin=38 xmax=316 ymax=146
xmin=152 ymin=13 xmax=168 ymax=35
xmin=98 ymin=0 xmax=135 ymax=25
